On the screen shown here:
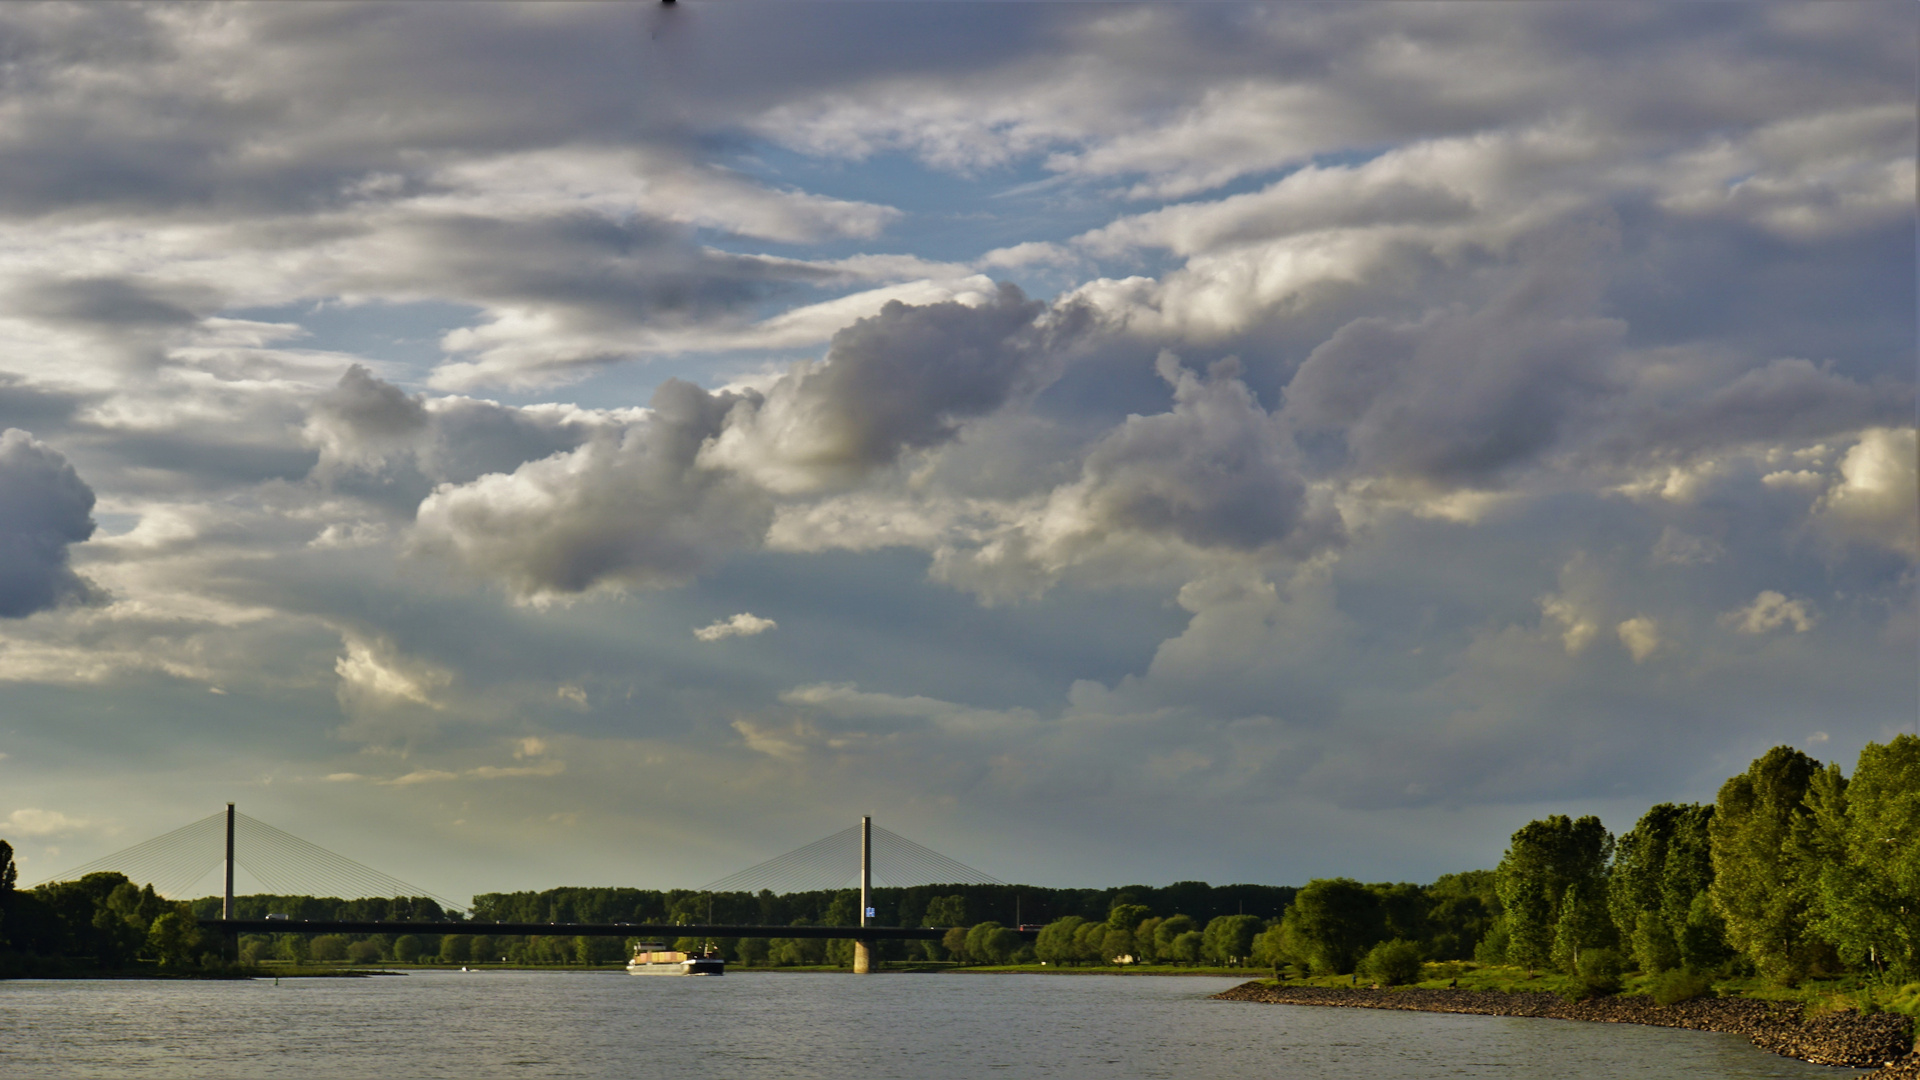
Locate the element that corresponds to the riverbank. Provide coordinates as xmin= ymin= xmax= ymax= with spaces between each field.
xmin=1214 ymin=981 xmax=1915 ymax=1074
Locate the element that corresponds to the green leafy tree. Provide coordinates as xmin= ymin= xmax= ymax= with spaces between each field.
xmin=1549 ymin=881 xmax=1615 ymax=973
xmin=923 ymin=895 xmax=968 ymax=928
xmin=1806 ymin=736 xmax=1920 ymax=975
xmin=1631 ymin=910 xmax=1680 ymax=974
xmin=1034 ymin=916 xmax=1085 ymax=965
xmin=1495 ymin=815 xmax=1613 ymax=971
xmin=146 ymin=909 xmax=202 ymax=969
xmin=1278 ymin=879 xmax=1385 ymax=975
xmin=1153 ymin=914 xmax=1196 ymax=961
xmin=1202 ymin=914 xmax=1262 ymax=965
xmin=1425 ymin=870 xmax=1500 ymax=961
xmin=439 ymin=934 xmax=473 ymax=963
xmin=1709 ymin=746 xmax=1822 ymax=984
xmin=394 ymin=935 xmax=425 ymax=962
xmin=1360 ymin=939 xmax=1423 ymax=985
xmin=1250 ymin=923 xmax=1289 ymax=974
xmin=1169 ymin=930 xmax=1204 ymax=964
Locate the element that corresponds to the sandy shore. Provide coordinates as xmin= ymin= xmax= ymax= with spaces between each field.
xmin=1212 ymin=981 xmax=1916 ymax=1075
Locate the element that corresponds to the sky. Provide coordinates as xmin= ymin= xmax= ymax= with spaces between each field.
xmin=0 ymin=2 xmax=1913 ymax=905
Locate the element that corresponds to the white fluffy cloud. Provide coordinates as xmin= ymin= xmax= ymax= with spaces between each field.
xmin=694 ymin=613 xmax=778 ymax=642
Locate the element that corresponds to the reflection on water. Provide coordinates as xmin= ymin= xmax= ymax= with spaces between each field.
xmin=0 ymin=971 xmax=1869 ymax=1079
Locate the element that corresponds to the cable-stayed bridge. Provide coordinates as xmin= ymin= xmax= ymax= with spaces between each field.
xmin=30 ymin=807 xmax=1024 ymax=966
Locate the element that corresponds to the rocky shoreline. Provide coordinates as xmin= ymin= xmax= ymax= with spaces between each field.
xmin=1212 ymin=981 xmax=1916 ymax=1075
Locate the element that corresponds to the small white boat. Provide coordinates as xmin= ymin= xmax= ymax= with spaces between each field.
xmin=627 ymin=941 xmax=725 ymax=976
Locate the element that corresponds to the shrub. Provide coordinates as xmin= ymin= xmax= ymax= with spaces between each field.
xmin=1563 ymin=948 xmax=1624 ymax=1001
xmin=345 ymin=939 xmax=384 ymax=964
xmin=1651 ymin=968 xmax=1715 ymax=1005
xmin=1361 ymin=939 xmax=1424 ymax=986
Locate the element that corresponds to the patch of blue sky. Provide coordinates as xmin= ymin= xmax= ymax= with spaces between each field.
xmin=223 ymin=298 xmax=484 ymax=392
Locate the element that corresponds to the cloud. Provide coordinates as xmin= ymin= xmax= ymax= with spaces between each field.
xmin=694 ymin=613 xmax=778 ymax=642
xmin=1722 ymin=591 xmax=1818 ymax=635
xmin=2 ymin=808 xmax=86 ymax=838
xmin=0 ymin=429 xmax=97 ymax=617
xmin=381 ymin=760 xmax=565 ymax=786
xmin=701 ymin=284 xmax=1068 ymax=493
xmin=1812 ymin=427 xmax=1918 ymax=556
xmin=412 ymin=378 xmax=774 ymax=601
xmin=334 ymin=633 xmax=452 ymax=711
xmin=1282 ymin=233 xmax=1626 ymax=487
xmin=1616 ymin=616 xmax=1662 ymax=663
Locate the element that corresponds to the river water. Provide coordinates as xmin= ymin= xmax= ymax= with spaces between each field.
xmin=1 ymin=971 xmax=1869 ymax=1079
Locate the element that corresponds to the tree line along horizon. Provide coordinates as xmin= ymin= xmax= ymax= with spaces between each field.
xmin=0 ymin=737 xmax=1911 ymax=982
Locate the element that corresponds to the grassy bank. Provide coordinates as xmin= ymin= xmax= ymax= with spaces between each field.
xmin=1257 ymin=961 xmax=1920 ymax=1019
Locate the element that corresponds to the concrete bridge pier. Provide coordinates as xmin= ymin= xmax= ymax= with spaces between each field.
xmin=853 ymin=815 xmax=873 ymax=974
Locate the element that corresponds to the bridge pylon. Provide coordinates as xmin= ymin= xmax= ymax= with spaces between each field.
xmin=852 ymin=815 xmax=872 ymax=974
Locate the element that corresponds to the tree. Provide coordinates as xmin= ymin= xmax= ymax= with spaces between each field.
xmin=923 ymin=895 xmax=968 ymax=928
xmin=1360 ymin=939 xmax=1423 ymax=986
xmin=1250 ymin=923 xmax=1289 ymax=974
xmin=1425 ymin=870 xmax=1500 ymax=961
xmin=1806 ymin=736 xmax=1920 ymax=975
xmin=1202 ymin=914 xmax=1262 ymax=965
xmin=1495 ymin=815 xmax=1613 ymax=971
xmin=1710 ymin=746 xmax=1822 ymax=984
xmin=1153 ymin=914 xmax=1196 ymax=961
xmin=146 ymin=910 xmax=203 ymax=969
xmin=1277 ymin=879 xmax=1383 ymax=975
xmin=1034 ymin=916 xmax=1085 ymax=966
xmin=1550 ymin=882 xmax=1614 ymax=973
xmin=440 ymin=934 xmax=473 ymax=963
xmin=394 ymin=935 xmax=425 ymax=962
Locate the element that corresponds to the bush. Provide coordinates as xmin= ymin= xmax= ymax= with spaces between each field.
xmin=345 ymin=939 xmax=384 ymax=964
xmin=1361 ymin=939 xmax=1424 ymax=986
xmin=1651 ymin=968 xmax=1715 ymax=1005
xmin=1557 ymin=948 xmax=1626 ymax=1001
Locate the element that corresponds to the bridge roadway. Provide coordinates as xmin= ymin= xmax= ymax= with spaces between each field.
xmin=202 ymin=919 xmax=1039 ymax=941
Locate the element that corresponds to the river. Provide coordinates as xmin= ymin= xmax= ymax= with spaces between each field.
xmin=0 ymin=971 xmax=1870 ymax=1078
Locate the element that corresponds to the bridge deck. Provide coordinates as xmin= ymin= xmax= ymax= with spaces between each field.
xmin=202 ymin=919 xmax=1036 ymax=940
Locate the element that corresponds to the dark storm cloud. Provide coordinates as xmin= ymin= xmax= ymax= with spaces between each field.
xmin=0 ymin=429 xmax=96 ymax=618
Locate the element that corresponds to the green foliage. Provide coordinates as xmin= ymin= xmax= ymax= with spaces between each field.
xmin=1201 ymin=914 xmax=1262 ymax=965
xmin=1572 ymin=947 xmax=1624 ymax=998
xmin=1495 ymin=814 xmax=1613 ymax=972
xmin=923 ymin=895 xmax=968 ymax=928
xmin=1804 ymin=735 xmax=1920 ymax=976
xmin=1710 ymin=745 xmax=1823 ymax=985
xmin=1632 ymin=909 xmax=1680 ymax=975
xmin=1473 ymin=917 xmax=1510 ymax=965
xmin=1550 ymin=882 xmax=1616 ymax=974
xmin=1425 ymin=870 xmax=1500 ymax=961
xmin=145 ymin=910 xmax=202 ymax=969
xmin=1651 ymin=968 xmax=1715 ymax=1005
xmin=1280 ymin=879 xmax=1385 ymax=975
xmin=439 ymin=934 xmax=472 ymax=963
xmin=1361 ymin=938 xmax=1423 ymax=986
xmin=394 ymin=934 xmax=425 ymax=962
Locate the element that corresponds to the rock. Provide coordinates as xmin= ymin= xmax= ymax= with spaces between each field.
xmin=1211 ymin=982 xmax=1915 ymax=1070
